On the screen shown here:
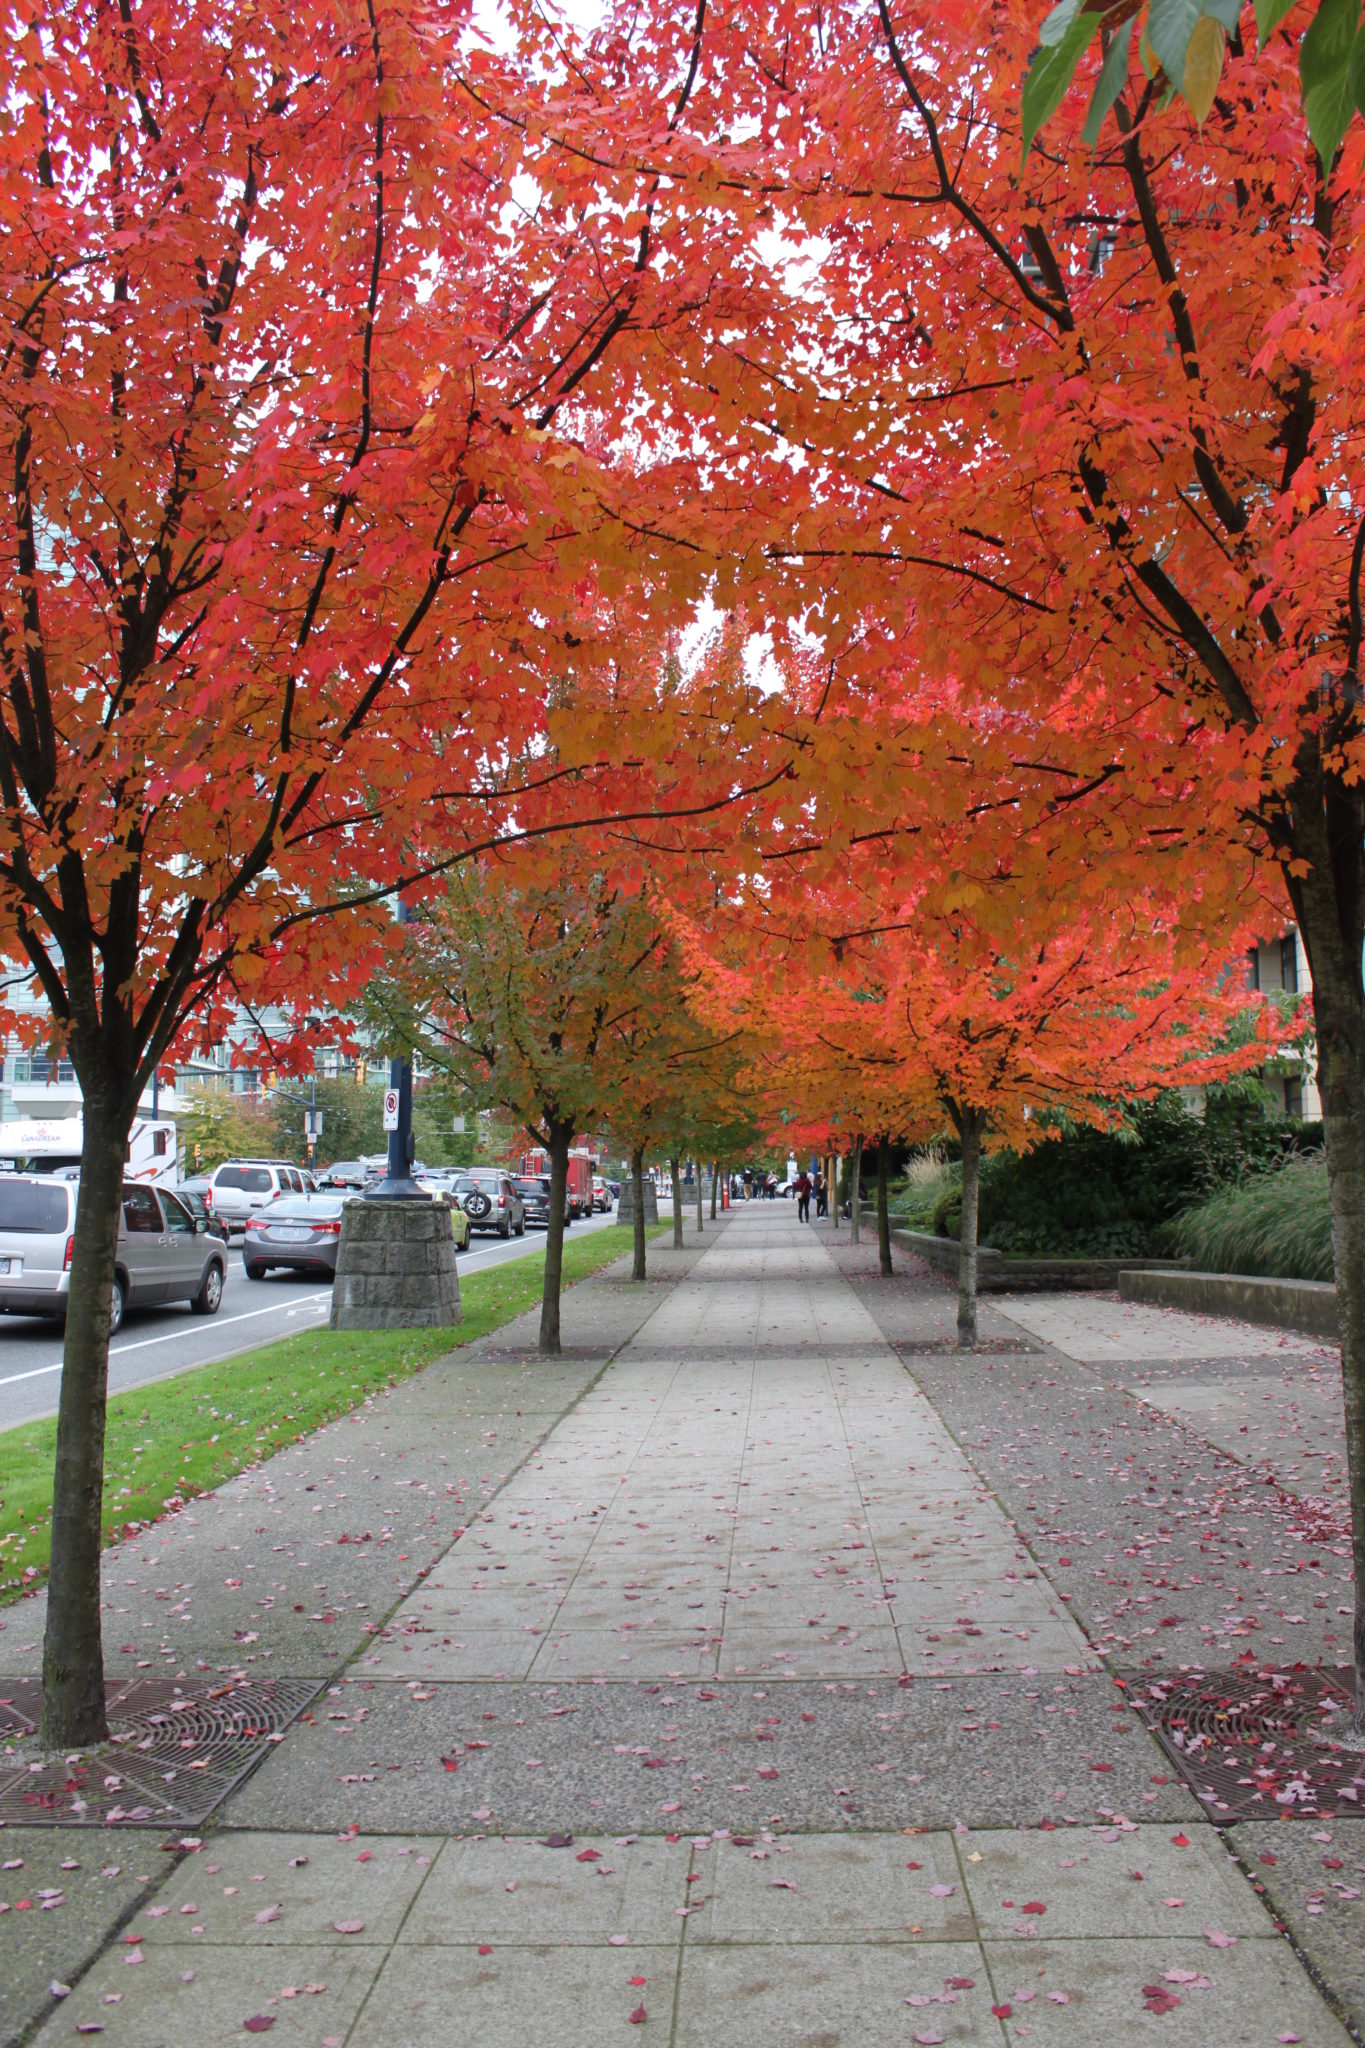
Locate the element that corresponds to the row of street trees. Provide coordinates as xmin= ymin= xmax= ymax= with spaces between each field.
xmin=6 ymin=0 xmax=1365 ymax=1746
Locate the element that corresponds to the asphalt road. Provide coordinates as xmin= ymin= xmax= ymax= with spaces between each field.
xmin=0 ymin=1204 xmax=626 ymax=1434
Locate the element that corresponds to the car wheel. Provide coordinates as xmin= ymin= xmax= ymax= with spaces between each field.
xmin=245 ymin=1262 xmax=268 ymax=1280
xmin=515 ymin=1218 xmax=525 ymax=1237
xmin=192 ymin=1262 xmax=224 ymax=1315
xmin=499 ymin=1215 xmax=511 ymax=1238
xmin=109 ymin=1276 xmax=126 ymax=1338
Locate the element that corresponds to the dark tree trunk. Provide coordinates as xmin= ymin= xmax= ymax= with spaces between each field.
xmin=955 ymin=1106 xmax=987 ymax=1350
xmin=670 ymin=1155 xmax=684 ymax=1248
xmin=40 ymin=1083 xmax=130 ymax=1749
xmin=710 ymin=1160 xmax=719 ymax=1219
xmin=851 ymin=1135 xmax=863 ymax=1245
xmin=631 ymin=1147 xmax=647 ymax=1282
xmin=695 ymin=1159 xmax=704 ymax=1234
xmin=538 ymin=1116 xmax=572 ymax=1356
xmin=875 ymin=1137 xmax=892 ymax=1277
xmin=1291 ymin=837 xmax=1365 ymax=1738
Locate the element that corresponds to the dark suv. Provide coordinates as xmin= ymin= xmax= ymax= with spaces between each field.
xmin=452 ymin=1170 xmax=525 ymax=1238
xmin=513 ymin=1176 xmax=553 ymax=1228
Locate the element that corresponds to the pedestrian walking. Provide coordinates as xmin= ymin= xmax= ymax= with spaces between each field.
xmin=795 ymin=1170 xmax=812 ymax=1222
xmin=814 ymin=1170 xmax=828 ymax=1218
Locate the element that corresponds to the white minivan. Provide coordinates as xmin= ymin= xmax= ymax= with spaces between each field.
xmin=0 ymin=1176 xmax=226 ymax=1334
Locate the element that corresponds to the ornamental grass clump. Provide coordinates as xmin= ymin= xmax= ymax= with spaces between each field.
xmin=1166 ymin=1156 xmax=1333 ymax=1284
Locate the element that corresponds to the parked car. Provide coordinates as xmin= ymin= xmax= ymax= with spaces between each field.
xmin=451 ymin=1169 xmax=525 ymax=1238
xmin=206 ymin=1159 xmax=314 ymax=1234
xmin=243 ymin=1192 xmax=348 ymax=1279
xmin=513 ymin=1175 xmax=553 ymax=1228
xmin=592 ymin=1176 xmax=612 ymax=1212
xmin=414 ymin=1180 xmax=472 ymax=1250
xmin=175 ymin=1179 xmax=231 ymax=1242
xmin=317 ymin=1160 xmax=368 ymax=1189
xmin=0 ymin=1175 xmax=226 ymax=1333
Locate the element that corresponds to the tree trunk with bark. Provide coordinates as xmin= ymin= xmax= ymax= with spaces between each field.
xmin=954 ymin=1105 xmax=987 ymax=1350
xmin=631 ymin=1147 xmax=647 ymax=1282
xmin=850 ymin=1135 xmax=863 ymax=1245
xmin=710 ymin=1161 xmax=719 ymax=1219
xmin=875 ymin=1137 xmax=892 ymax=1277
xmin=671 ymin=1155 xmax=684 ymax=1248
xmin=1291 ymin=835 xmax=1365 ymax=1737
xmin=538 ymin=1116 xmax=573 ymax=1356
xmin=695 ymin=1160 xmax=704 ymax=1234
xmin=40 ymin=1078 xmax=135 ymax=1748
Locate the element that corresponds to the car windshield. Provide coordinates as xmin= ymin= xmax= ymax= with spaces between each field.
xmin=515 ymin=1179 xmax=547 ymax=1196
xmin=217 ymin=1165 xmax=273 ymax=1192
xmin=263 ymin=1195 xmax=346 ymax=1221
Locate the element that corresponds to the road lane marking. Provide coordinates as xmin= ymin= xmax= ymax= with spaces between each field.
xmin=0 ymin=1293 xmax=331 ymax=1388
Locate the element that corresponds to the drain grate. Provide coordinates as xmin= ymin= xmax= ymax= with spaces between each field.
xmin=0 ymin=1675 xmax=322 ymax=1827
xmin=1123 ymin=1666 xmax=1365 ymax=1823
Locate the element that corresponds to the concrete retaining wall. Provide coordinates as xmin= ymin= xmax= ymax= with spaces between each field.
xmin=890 ymin=1227 xmax=1187 ymax=1294
xmin=1118 ymin=1266 xmax=1339 ymax=1340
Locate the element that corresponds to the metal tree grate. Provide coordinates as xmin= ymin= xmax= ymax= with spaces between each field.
xmin=1122 ymin=1666 xmax=1365 ymax=1823
xmin=0 ymin=1675 xmax=322 ymax=1827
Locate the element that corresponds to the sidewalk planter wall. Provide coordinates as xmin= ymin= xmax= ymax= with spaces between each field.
xmin=890 ymin=1227 xmax=1189 ymax=1294
xmin=331 ymin=1197 xmax=462 ymax=1330
xmin=1118 ymin=1266 xmax=1339 ymax=1341
xmin=618 ymin=1179 xmax=659 ymax=1225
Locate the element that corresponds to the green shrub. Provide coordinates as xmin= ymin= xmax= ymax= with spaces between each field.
xmin=1164 ymin=1155 xmax=1333 ymax=1282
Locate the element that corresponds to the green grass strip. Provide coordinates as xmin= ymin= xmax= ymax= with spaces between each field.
xmin=0 ymin=1220 xmax=669 ymax=1604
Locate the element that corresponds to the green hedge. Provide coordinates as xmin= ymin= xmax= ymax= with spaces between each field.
xmin=890 ymin=1095 xmax=1322 ymax=1264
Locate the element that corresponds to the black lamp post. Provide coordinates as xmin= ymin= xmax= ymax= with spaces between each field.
xmin=366 ymin=897 xmax=427 ymax=1203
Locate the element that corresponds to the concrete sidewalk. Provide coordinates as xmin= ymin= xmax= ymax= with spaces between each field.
xmin=5 ymin=1208 xmax=1359 ymax=2045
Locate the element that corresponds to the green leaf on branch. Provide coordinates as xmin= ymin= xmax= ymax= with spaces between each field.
xmin=1146 ymin=0 xmax=1204 ymax=81
xmin=1301 ymin=0 xmax=1362 ymax=167
xmin=1348 ymin=18 xmax=1365 ymax=109
xmin=1040 ymin=0 xmax=1085 ymax=44
xmin=1254 ymin=0 xmax=1299 ymax=38
xmin=1023 ymin=8 xmax=1101 ymax=157
xmin=1083 ymin=19 xmax=1136 ymax=140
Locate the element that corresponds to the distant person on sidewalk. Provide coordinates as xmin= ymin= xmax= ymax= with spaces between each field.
xmin=795 ymin=1170 xmax=812 ymax=1222
xmin=814 ymin=1171 xmax=828 ymax=1218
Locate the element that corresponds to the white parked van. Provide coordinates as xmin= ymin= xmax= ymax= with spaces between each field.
xmin=0 ymin=1116 xmax=177 ymax=1185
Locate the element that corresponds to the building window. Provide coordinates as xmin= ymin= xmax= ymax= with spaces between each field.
xmin=1284 ymin=1076 xmax=1303 ymax=1119
xmin=1281 ymin=935 xmax=1299 ymax=994
xmin=1247 ymin=946 xmax=1260 ymax=991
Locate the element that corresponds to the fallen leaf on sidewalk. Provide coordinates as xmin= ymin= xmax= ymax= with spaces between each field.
xmin=1142 ymin=1985 xmax=1181 ymax=2014
xmin=253 ymin=1905 xmax=281 ymax=1924
xmin=243 ymin=2019 xmax=275 ymax=2034
xmin=628 ymin=2003 xmax=647 ymax=2024
xmin=332 ymin=1920 xmax=365 ymax=1935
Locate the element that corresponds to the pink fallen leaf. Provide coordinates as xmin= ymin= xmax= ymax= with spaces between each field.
xmin=628 ymin=2004 xmax=647 ymax=2024
xmin=332 ymin=1920 xmax=365 ymax=1935
xmin=1047 ymin=1992 xmax=1071 ymax=2004
xmin=1277 ymin=2034 xmax=1302 ymax=2043
xmin=991 ymin=2003 xmax=1012 ymax=2020
xmin=1163 ymin=1969 xmax=1211 ymax=1988
xmin=252 ymin=1905 xmax=281 ymax=1925
xmin=1142 ymin=1985 xmax=1181 ymax=2015
xmin=913 ymin=2033 xmax=945 ymax=2046
xmin=577 ymin=1849 xmax=602 ymax=1863
xmin=1170 ymin=1833 xmax=1190 ymax=1848
xmin=242 ymin=2020 xmax=275 ymax=2035
xmin=929 ymin=1883 xmax=955 ymax=1898
xmin=1162 ymin=1897 xmax=1186 ymax=1908
xmin=1020 ymin=1901 xmax=1046 ymax=1914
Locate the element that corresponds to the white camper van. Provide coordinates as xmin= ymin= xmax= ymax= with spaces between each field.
xmin=0 ymin=1115 xmax=178 ymax=1186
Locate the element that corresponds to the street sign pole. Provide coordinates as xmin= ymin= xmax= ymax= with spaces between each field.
xmin=366 ymin=898 xmax=425 ymax=1202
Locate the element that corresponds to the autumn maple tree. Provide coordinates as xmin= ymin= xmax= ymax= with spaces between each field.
xmin=0 ymin=0 xmax=792 ymax=1747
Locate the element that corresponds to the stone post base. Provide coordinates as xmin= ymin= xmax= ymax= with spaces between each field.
xmin=330 ymin=1197 xmax=462 ymax=1331
xmin=616 ymin=1178 xmax=659 ymax=1225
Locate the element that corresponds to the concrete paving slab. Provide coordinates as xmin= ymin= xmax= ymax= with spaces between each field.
xmin=674 ymin=1941 xmax=1000 ymax=2046
xmin=349 ymin=1942 xmax=674 ymax=2046
xmin=131 ymin=1830 xmax=437 ymax=1947
xmin=33 ymin=1939 xmax=386 ymax=2046
xmin=694 ymin=1830 xmax=975 ymax=1943
xmin=396 ymin=1833 xmax=688 ymax=1945
xmin=0 ymin=1833 xmax=147 ymax=2048
xmin=958 ymin=1823 xmax=1269 ymax=1939
xmin=981 ymin=1935 xmax=1353 ymax=2045
xmin=1228 ymin=1817 xmax=1365 ymax=2044
xmin=996 ymin=1293 xmax=1326 ymax=1364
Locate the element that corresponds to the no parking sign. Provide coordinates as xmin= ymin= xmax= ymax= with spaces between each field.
xmin=382 ymin=1088 xmax=400 ymax=1131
